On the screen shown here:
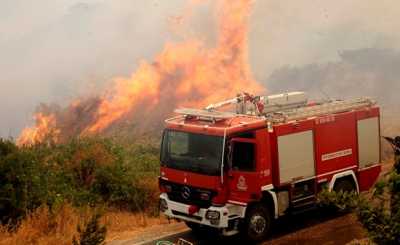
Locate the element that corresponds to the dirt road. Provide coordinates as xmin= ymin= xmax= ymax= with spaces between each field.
xmin=109 ymin=210 xmax=366 ymax=245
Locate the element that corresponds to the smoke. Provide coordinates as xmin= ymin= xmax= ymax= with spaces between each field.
xmin=16 ymin=0 xmax=262 ymax=145
xmin=266 ymin=48 xmax=400 ymax=137
xmin=2 ymin=0 xmax=400 ymax=138
xmin=249 ymin=0 xmax=400 ymax=80
xmin=267 ymin=48 xmax=400 ymax=97
xmin=0 ymin=0 xmax=213 ymax=138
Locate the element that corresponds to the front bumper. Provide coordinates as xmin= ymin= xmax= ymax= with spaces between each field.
xmin=159 ymin=193 xmax=246 ymax=229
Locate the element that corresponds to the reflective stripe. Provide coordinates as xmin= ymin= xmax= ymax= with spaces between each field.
xmin=227 ymin=200 xmax=247 ymax=206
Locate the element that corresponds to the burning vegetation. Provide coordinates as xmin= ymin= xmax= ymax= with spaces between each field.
xmin=17 ymin=113 xmax=60 ymax=146
xmin=17 ymin=0 xmax=263 ymax=145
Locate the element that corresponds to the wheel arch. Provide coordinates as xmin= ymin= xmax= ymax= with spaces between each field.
xmin=258 ymin=185 xmax=278 ymax=219
xmin=328 ymin=170 xmax=359 ymax=194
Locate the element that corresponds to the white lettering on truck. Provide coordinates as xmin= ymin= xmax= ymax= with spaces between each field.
xmin=322 ymin=149 xmax=353 ymax=161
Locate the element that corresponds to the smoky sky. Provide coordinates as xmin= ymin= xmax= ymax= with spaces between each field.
xmin=1 ymin=0 xmax=400 ymax=137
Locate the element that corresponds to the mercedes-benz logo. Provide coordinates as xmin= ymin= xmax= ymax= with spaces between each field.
xmin=181 ymin=186 xmax=191 ymax=200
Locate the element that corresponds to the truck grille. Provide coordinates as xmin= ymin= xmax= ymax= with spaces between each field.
xmin=161 ymin=180 xmax=217 ymax=208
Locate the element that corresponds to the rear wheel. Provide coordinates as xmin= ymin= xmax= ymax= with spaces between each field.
xmin=243 ymin=203 xmax=271 ymax=242
xmin=334 ymin=178 xmax=356 ymax=193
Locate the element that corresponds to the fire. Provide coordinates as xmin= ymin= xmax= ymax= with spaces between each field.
xmin=83 ymin=62 xmax=161 ymax=134
xmin=17 ymin=113 xmax=60 ymax=146
xmin=17 ymin=0 xmax=263 ymax=145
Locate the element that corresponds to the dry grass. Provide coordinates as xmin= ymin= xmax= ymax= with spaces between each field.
xmin=0 ymin=204 xmax=170 ymax=245
xmin=0 ymin=204 xmax=80 ymax=245
xmin=103 ymin=211 xmax=171 ymax=242
xmin=347 ymin=239 xmax=375 ymax=245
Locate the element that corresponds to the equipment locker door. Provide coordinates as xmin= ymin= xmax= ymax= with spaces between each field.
xmin=277 ymin=130 xmax=315 ymax=184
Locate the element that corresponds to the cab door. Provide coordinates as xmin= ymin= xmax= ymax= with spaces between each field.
xmin=228 ymin=138 xmax=261 ymax=204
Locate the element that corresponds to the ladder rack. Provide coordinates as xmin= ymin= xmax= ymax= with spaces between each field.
xmin=172 ymin=92 xmax=376 ymax=125
xmin=267 ymin=97 xmax=376 ymax=123
xmin=174 ymin=108 xmax=236 ymax=121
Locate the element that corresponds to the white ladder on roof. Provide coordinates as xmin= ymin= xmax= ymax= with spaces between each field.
xmin=268 ymin=97 xmax=376 ymax=123
xmin=172 ymin=97 xmax=376 ymax=124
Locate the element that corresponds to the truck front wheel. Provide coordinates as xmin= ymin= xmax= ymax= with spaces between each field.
xmin=243 ymin=204 xmax=271 ymax=242
xmin=185 ymin=221 xmax=216 ymax=234
xmin=185 ymin=221 xmax=203 ymax=233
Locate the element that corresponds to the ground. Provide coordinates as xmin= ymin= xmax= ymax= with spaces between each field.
xmin=108 ymin=211 xmax=366 ymax=245
xmin=108 ymin=161 xmax=393 ymax=245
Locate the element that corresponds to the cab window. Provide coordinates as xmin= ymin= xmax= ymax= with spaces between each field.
xmin=232 ymin=142 xmax=255 ymax=171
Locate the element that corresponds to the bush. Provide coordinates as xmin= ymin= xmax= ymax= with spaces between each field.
xmin=72 ymin=213 xmax=107 ymax=245
xmin=0 ymin=140 xmax=48 ymax=224
xmin=0 ymin=137 xmax=160 ymax=225
xmin=318 ymin=169 xmax=400 ymax=245
xmin=356 ymin=172 xmax=400 ymax=244
xmin=317 ymin=188 xmax=358 ymax=212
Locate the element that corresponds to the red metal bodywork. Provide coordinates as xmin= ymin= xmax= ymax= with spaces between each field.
xmin=161 ymin=106 xmax=381 ymax=206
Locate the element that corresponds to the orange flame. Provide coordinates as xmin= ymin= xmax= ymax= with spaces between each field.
xmin=17 ymin=0 xmax=264 ymax=145
xmin=84 ymin=0 xmax=261 ymax=133
xmin=17 ymin=113 xmax=60 ymax=146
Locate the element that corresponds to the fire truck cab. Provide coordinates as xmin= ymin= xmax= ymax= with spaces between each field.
xmin=159 ymin=92 xmax=381 ymax=241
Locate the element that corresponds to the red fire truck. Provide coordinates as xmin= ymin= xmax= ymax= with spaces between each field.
xmin=159 ymin=92 xmax=381 ymax=241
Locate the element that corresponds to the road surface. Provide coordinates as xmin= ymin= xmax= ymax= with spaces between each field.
xmin=109 ymin=210 xmax=366 ymax=245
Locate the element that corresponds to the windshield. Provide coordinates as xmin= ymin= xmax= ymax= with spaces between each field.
xmin=160 ymin=130 xmax=223 ymax=176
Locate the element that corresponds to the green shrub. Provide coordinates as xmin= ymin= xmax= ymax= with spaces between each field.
xmin=318 ymin=170 xmax=400 ymax=245
xmin=356 ymin=172 xmax=400 ymax=244
xmin=0 ymin=137 xmax=160 ymax=225
xmin=317 ymin=187 xmax=358 ymax=212
xmin=0 ymin=140 xmax=48 ymax=224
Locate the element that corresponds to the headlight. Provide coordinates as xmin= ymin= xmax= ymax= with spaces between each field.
xmin=205 ymin=210 xmax=220 ymax=220
xmin=160 ymin=199 xmax=168 ymax=212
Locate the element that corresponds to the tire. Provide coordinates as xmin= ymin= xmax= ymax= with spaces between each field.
xmin=334 ymin=178 xmax=356 ymax=193
xmin=243 ymin=203 xmax=272 ymax=242
xmin=185 ymin=221 xmax=209 ymax=234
